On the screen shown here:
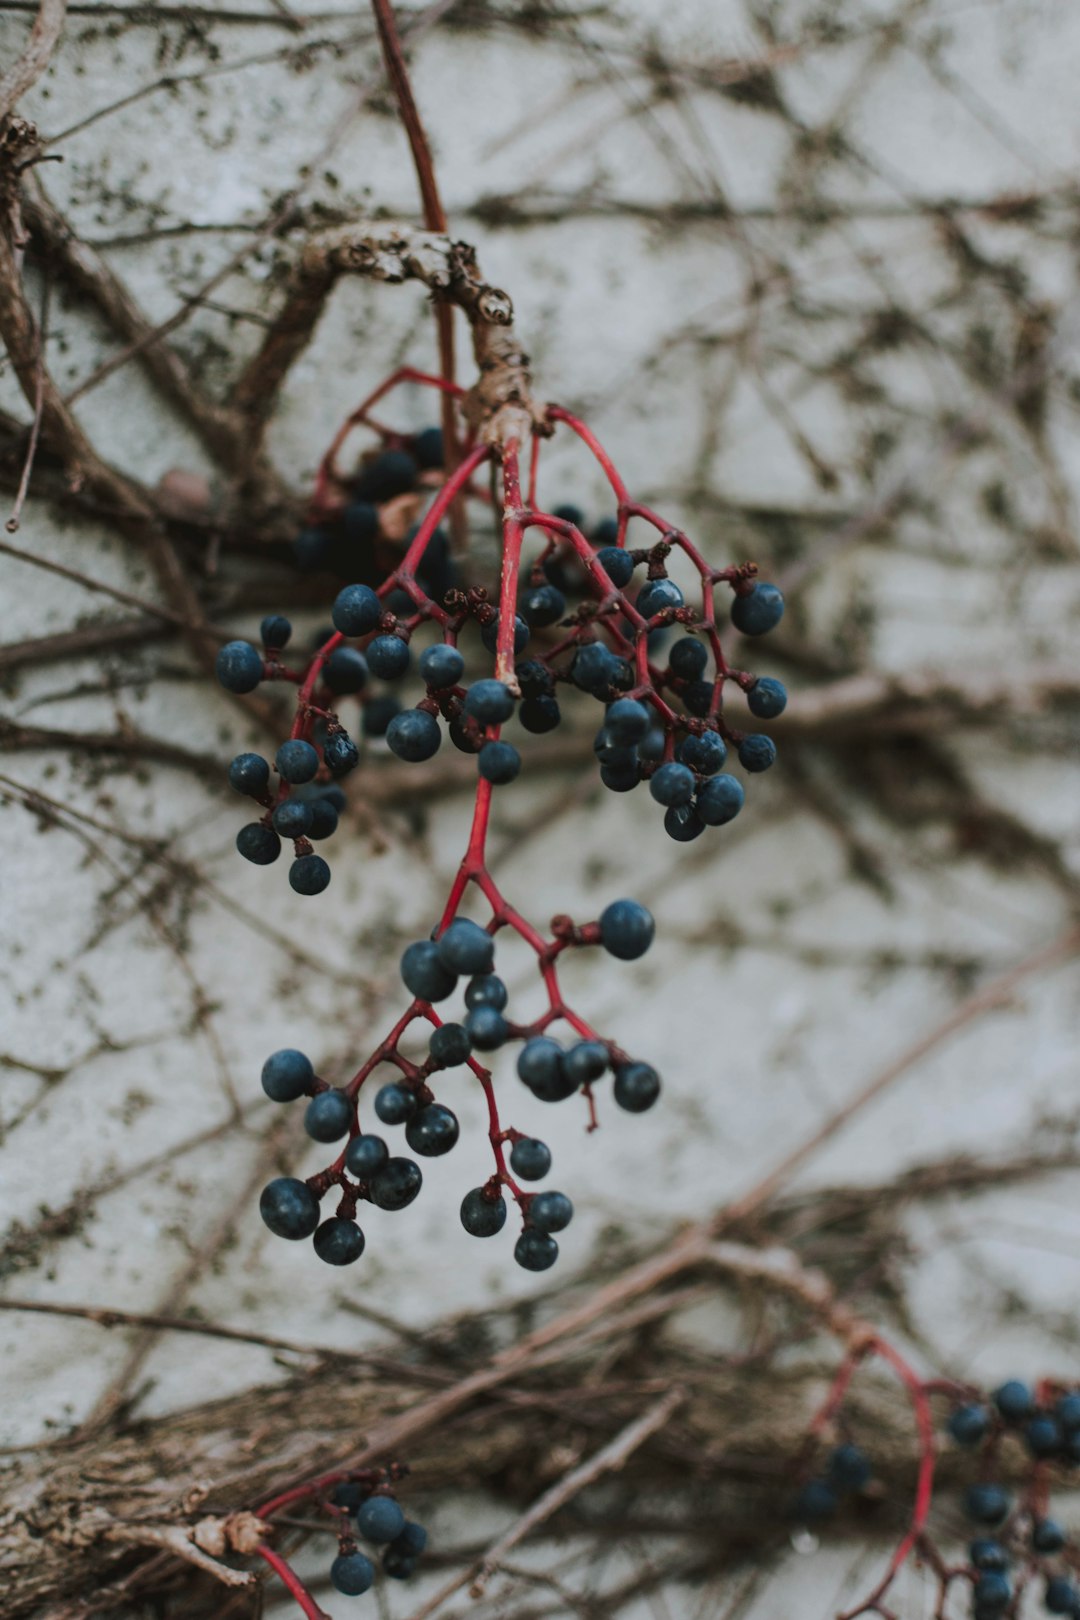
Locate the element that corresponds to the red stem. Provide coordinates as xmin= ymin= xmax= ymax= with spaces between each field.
xmin=255 ymin=1544 xmax=330 ymax=1620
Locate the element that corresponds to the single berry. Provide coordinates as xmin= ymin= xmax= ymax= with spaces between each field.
xmin=289 ymin=854 xmax=331 ymax=895
xmin=464 ymin=679 xmax=515 ymax=725
xmin=594 ymin=729 xmax=636 ymax=769
xmin=295 ymin=525 xmax=330 ymax=571
xmin=613 ymin=1061 xmax=661 ymax=1112
xmin=638 ymin=725 xmax=666 ymax=762
xmin=595 ymin=546 xmax=634 ymax=587
xmin=319 ymin=784 xmax=348 ymax=812
xmin=515 ymin=1229 xmax=558 ymax=1271
xmin=571 ymin=642 xmax=619 ymax=695
xmin=330 ymin=1550 xmax=376 ymax=1596
xmin=553 ymin=502 xmax=585 ymax=527
xmin=1026 ymin=1415 xmax=1062 ymax=1457
xmin=369 ymin=1157 xmax=423 ymax=1211
xmin=747 ymin=676 xmax=787 ymax=718
xmin=449 ymin=717 xmax=482 ymax=754
xmin=1056 ymin=1391 xmax=1080 ymax=1430
xmin=261 ymin=1048 xmax=313 ymax=1102
xmin=308 ymin=798 xmax=339 ymax=839
xmin=332 ymin=583 xmax=382 ymax=637
xmin=564 ymin=1041 xmax=608 ymax=1085
xmin=323 ymin=646 xmax=369 ymax=695
xmin=1045 ymin=1577 xmax=1079 ymax=1615
xmin=793 ymin=1479 xmax=837 ymax=1521
xmin=464 ymin=1005 xmax=510 ymax=1050
xmin=697 ymin=774 xmax=745 ymax=826
xmin=664 ymin=803 xmax=705 ymax=842
xmin=228 ymin=752 xmax=270 ymax=796
xmin=363 ymin=693 xmax=403 ymax=737
xmin=1033 ymin=1519 xmax=1066 ymax=1554
xmin=413 ymin=425 xmax=443 ymax=469
xmin=313 ymin=1216 xmax=365 ymax=1265
xmin=738 ymin=733 xmax=777 ymax=773
xmin=429 ymin=1022 xmax=472 ymax=1067
xmin=516 ymin=659 xmax=554 ymax=699
xmin=460 ymin=1187 xmax=508 ymax=1236
xmin=828 ymin=1443 xmax=871 ymax=1492
xmin=304 ymin=1088 xmax=351 ymax=1142
xmin=528 ymin=1190 xmax=572 ymax=1233
xmin=972 ymin=1572 xmax=1011 ymax=1613
xmin=419 ymin=643 xmax=465 ymax=689
xmin=669 ymin=637 xmax=708 ymax=679
xmin=236 ymin=824 xmax=281 ymax=865
xmin=387 ymin=709 xmax=442 ymax=762
xmin=382 ymin=1547 xmax=417 ymax=1579
xmin=374 ymin=1083 xmax=417 ymax=1125
xmin=605 ymin=698 xmax=650 ymax=745
xmin=636 ymin=577 xmax=684 ymax=617
xmin=406 ymin=1103 xmax=460 ymax=1157
xmin=353 ymin=449 xmax=418 ymax=503
xmin=259 ymin=1177 xmax=320 ymax=1240
xmin=464 ymin=974 xmax=508 ymax=1012
xmin=510 ymin=1138 xmax=552 ymax=1181
xmin=599 ymin=898 xmax=655 ymax=960
xmin=276 ymin=739 xmax=319 ymax=784
xmin=480 ymin=613 xmax=530 ymax=655
xmin=520 ymin=582 xmax=566 ymax=627
xmin=330 ymin=1482 xmax=368 ymax=1511
xmin=731 ymin=581 xmax=784 ymax=636
xmin=345 ymin=1134 xmax=389 ymax=1179
xmin=437 ymin=919 xmax=495 ymax=977
xmin=392 ymin=1521 xmax=428 ymax=1557
xmin=678 ymin=732 xmax=726 ymax=774
xmin=520 ymin=696 xmax=560 ymax=733
xmin=970 ymin=1540 xmax=1009 ymax=1571
xmin=965 ymin=1483 xmax=1010 ymax=1525
xmin=682 ymin=678 xmax=714 ymax=718
xmin=357 ymin=1494 xmax=407 ymax=1543
xmin=342 ymin=499 xmax=378 ymax=547
xmin=216 ymin=640 xmax=263 ymax=693
xmin=272 ymin=799 xmax=314 ymax=839
xmin=948 ymin=1404 xmax=990 ymax=1446
xmin=601 ymin=761 xmax=640 ymax=793
xmin=367 ymin=634 xmax=411 ymax=680
xmin=518 ymin=1038 xmax=567 ymax=1096
xmin=478 ymin=740 xmax=521 ymax=784
xmin=592 ymin=516 xmax=620 ymax=546
xmin=323 ymin=732 xmax=360 ymax=776
xmin=994 ymin=1380 xmax=1035 ymax=1422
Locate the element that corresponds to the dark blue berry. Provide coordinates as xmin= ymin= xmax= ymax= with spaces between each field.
xmin=478 ymin=740 xmax=521 ymax=784
xmin=357 ymin=1494 xmax=407 ymax=1542
xmin=387 ymin=709 xmax=441 ymax=762
xmin=747 ymin=676 xmax=787 ymax=718
xmin=605 ymin=698 xmax=650 ymax=744
xmin=518 ymin=1038 xmax=566 ymax=1095
xmin=1057 ymin=1392 xmax=1080 ymax=1430
xmin=515 ymin=1229 xmax=558 ymax=1271
xmin=520 ymin=583 xmax=566 ymax=627
xmin=738 ymin=733 xmax=777 ymax=772
xmin=1026 ymin=1415 xmax=1062 ymax=1457
xmin=260 ymin=614 xmax=292 ymax=649
xmin=413 ymin=425 xmax=443 ymax=469
xmin=948 ymin=1404 xmax=989 ymax=1446
xmin=437 ymin=919 xmax=495 ymax=977
xmin=571 ymin=642 xmax=619 ymax=695
xmin=972 ymin=1572 xmax=1011 ymax=1613
xmin=392 ymin=1521 xmax=428 ymax=1557
xmin=313 ymin=1216 xmax=365 ymax=1265
xmin=594 ymin=729 xmax=636 ymax=768
xmin=649 ymin=761 xmax=695 ymax=807
xmin=332 ymin=583 xmax=382 ymax=637
xmin=323 ymin=732 xmax=360 ymax=776
xmin=307 ymin=798 xmax=339 ymax=840
xmin=1033 ymin=1519 xmax=1066 ymax=1554
xmin=330 ymin=1482 xmax=368 ymax=1511
xmin=613 ymin=1061 xmax=661 ymax=1112
xmin=367 ymin=634 xmax=411 ymax=680
xmin=464 ymin=679 xmax=515 ymax=725
xmin=636 ymin=577 xmax=684 ymax=617
xmin=382 ymin=1547 xmax=418 ymax=1579
xmin=510 ymin=1138 xmax=551 ymax=1181
xmin=595 ymin=546 xmax=634 ymax=587
xmin=354 ymin=450 xmax=418 ymax=503
xmin=272 ymin=799 xmax=313 ymax=840
xmin=229 ymin=753 xmax=270 ymax=797
xmin=419 ymin=643 xmax=465 ymax=689
xmin=406 ymin=1103 xmax=459 ymax=1157
xmin=678 ymin=732 xmax=726 ymax=774
xmin=449 ymin=717 xmax=482 ymax=754
xmin=295 ymin=525 xmax=331 ymax=571
xmin=970 ymin=1540 xmax=1009 ymax=1571
xmin=330 ymin=1550 xmax=376 ymax=1596
xmin=731 ymin=581 xmax=784 ymax=636
xmin=994 ymin=1381 xmax=1035 ymax=1422
xmin=697 ymin=774 xmax=745 ymax=826
xmin=460 ymin=1187 xmax=507 ymax=1236
xmin=262 ymin=1048 xmax=313 ymax=1102
xmin=828 ymin=1443 xmax=871 ymax=1492
xmin=564 ymin=1041 xmax=608 ymax=1085
xmin=216 ymin=640 xmax=263 ymax=693
xmin=304 ymin=1088 xmax=351 ymax=1142
xmin=236 ymin=823 xmax=281 ymax=865
xmin=682 ymin=679 xmax=714 ymax=718
xmin=601 ymin=761 xmax=640 ymax=793
xmin=342 ymin=499 xmax=378 ymax=548
xmin=374 ymin=1083 xmax=417 ymax=1125
xmin=664 ymin=803 xmax=705 ymax=842
xmin=323 ymin=647 xmax=369 ymax=695
xmin=965 ymin=1483 xmax=1011 ymax=1525
xmin=464 ymin=1005 xmax=510 ymax=1050
xmin=428 ymin=1022 xmax=472 ymax=1066
xmin=515 ymin=659 xmax=554 ymax=698
xmin=528 ymin=1190 xmax=572 ymax=1232
xmin=638 ymin=725 xmax=666 ymax=762
xmin=289 ymin=854 xmax=331 ymax=895
xmin=259 ymin=1177 xmax=320 ymax=1239
xmin=464 ymin=974 xmax=508 ymax=1012
xmin=793 ymin=1480 xmax=837 ymax=1521
xmin=669 ymin=637 xmax=708 ymax=679
xmin=276 ymin=739 xmax=319 ymax=784
xmin=480 ymin=613 xmax=530 ymax=655
xmin=363 ymin=694 xmax=402 ymax=737
xmin=1045 ymin=1577 xmax=1078 ymax=1614
xmin=598 ymin=899 xmax=655 ymax=960
xmin=592 ymin=516 xmax=620 ymax=547
xmin=369 ymin=1157 xmax=422 ymax=1210
xmin=345 ymin=1134 xmax=388 ymax=1179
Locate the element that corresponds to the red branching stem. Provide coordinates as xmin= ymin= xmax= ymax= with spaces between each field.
xmin=255 ymin=1545 xmax=330 ymax=1620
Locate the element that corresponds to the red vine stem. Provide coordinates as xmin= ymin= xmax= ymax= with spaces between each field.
xmin=255 ymin=1544 xmax=330 ymax=1620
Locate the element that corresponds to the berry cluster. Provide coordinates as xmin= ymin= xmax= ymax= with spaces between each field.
xmin=793 ymin=1442 xmax=874 ymax=1523
xmin=326 ymin=1480 xmax=427 ymax=1597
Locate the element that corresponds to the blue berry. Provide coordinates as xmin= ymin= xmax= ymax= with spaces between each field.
xmin=272 ymin=799 xmax=314 ymax=839
xmin=262 ymin=1048 xmax=313 ymax=1102
xmin=638 ymin=724 xmax=666 ymax=762
xmin=605 ymin=698 xmax=650 ymax=744
xmin=374 ymin=1083 xmax=417 ymax=1125
xmin=970 ymin=1540 xmax=1009 ymax=1571
xmin=342 ymin=499 xmax=378 ymax=547
xmin=636 ymin=577 xmax=684 ymax=617
xmin=419 ymin=643 xmax=465 ymax=689
xmin=1026 ymin=1415 xmax=1062 ymax=1457
xmin=828 ymin=1443 xmax=871 ymax=1492
xmin=564 ymin=1041 xmax=608 ymax=1085
xmin=1045 ymin=1577 xmax=1078 ymax=1614
xmin=595 ymin=546 xmax=634 ymax=587
xmin=289 ymin=854 xmax=331 ymax=895
xmin=528 ymin=1190 xmax=572 ymax=1232
xmin=236 ymin=823 xmax=281 ymax=865
xmin=731 ymin=581 xmax=784 ymax=636
xmin=354 ymin=450 xmax=418 ymax=503
xmin=295 ymin=525 xmax=331 ymax=571
xmin=697 ymin=774 xmax=745 ymax=826
xmin=793 ymin=1480 xmax=837 ymax=1521
xmin=678 ymin=732 xmax=726 ymax=774
xmin=437 ymin=919 xmax=495 ymax=977
xmin=649 ymin=761 xmax=695 ymax=807
xmin=1056 ymin=1392 xmax=1080 ymax=1430
xmin=994 ymin=1381 xmax=1035 ymax=1422
xmin=369 ymin=1157 xmax=422 ymax=1210
xmin=461 ymin=1187 xmax=507 ymax=1236
xmin=972 ymin=1572 xmax=1011 ymax=1613
xmin=594 ymin=729 xmax=636 ymax=768
xmin=363 ymin=693 xmax=402 ymax=737
xmin=382 ymin=1547 xmax=418 ymax=1579
xmin=747 ymin=676 xmax=787 ymax=718
xmin=478 ymin=740 xmax=521 ymax=784
xmin=387 ymin=709 xmax=441 ymax=762
xmin=965 ymin=1483 xmax=1010 ymax=1525
xmin=464 ymin=679 xmax=515 ymax=725
xmin=428 ymin=1022 xmax=472 ymax=1067
xmin=367 ymin=634 xmax=411 ymax=680
xmin=553 ymin=502 xmax=585 ymax=528
xmin=601 ymin=761 xmax=640 ymax=793
xmin=276 ymin=739 xmax=319 ymax=784
xmin=592 ymin=516 xmax=619 ymax=546
xmin=319 ymin=784 xmax=348 ymax=812
xmin=305 ymin=1089 xmax=351 ymax=1142
xmin=515 ymin=1229 xmax=558 ymax=1271
xmin=480 ymin=613 xmax=530 ymax=655
xmin=392 ymin=1521 xmax=427 ymax=1557
xmin=357 ymin=1494 xmax=407 ymax=1543
xmin=259 ymin=1177 xmax=320 ymax=1239
xmin=738 ymin=734 xmax=776 ymax=773
xmin=510 ymin=1138 xmax=551 ymax=1181
xmin=345 ymin=1134 xmax=388 ymax=1179
xmin=413 ymin=425 xmax=443 ymax=469
xmin=518 ymin=1038 xmax=567 ymax=1096
xmin=520 ymin=583 xmax=566 ymax=627
xmin=216 ymin=640 xmax=263 ymax=693
xmin=330 ymin=1550 xmax=376 ymax=1596
xmin=313 ymin=1216 xmax=365 ymax=1265
xmin=682 ymin=679 xmax=714 ymax=718
xmin=261 ymin=615 xmax=293 ymax=650
xmin=464 ymin=1005 xmax=510 ymax=1050
xmin=330 ymin=1482 xmax=368 ymax=1511
xmin=1033 ymin=1520 xmax=1066 ymax=1554
xmin=664 ymin=803 xmax=705 ymax=842
xmin=323 ymin=647 xmax=369 ymax=694
xmin=449 ymin=717 xmax=482 ymax=754
xmin=613 ymin=1061 xmax=661 ymax=1112
xmin=948 ymin=1404 xmax=989 ymax=1446
xmin=307 ymin=798 xmax=339 ymax=840
xmin=406 ymin=1103 xmax=459 ymax=1157
xmin=598 ymin=899 xmax=655 ymax=960
xmin=465 ymin=973 xmax=508 ymax=1011
xmin=229 ymin=753 xmax=270 ymax=797
xmin=571 ymin=642 xmax=619 ymax=695
xmin=323 ymin=732 xmax=360 ymax=776
xmin=516 ymin=659 xmax=554 ymax=699
xmin=332 ymin=583 xmax=382 ymax=637
xmin=669 ymin=637 xmax=708 ymax=679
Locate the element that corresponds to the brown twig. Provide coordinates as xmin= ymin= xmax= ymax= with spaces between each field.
xmin=0 ymin=0 xmax=67 ymax=123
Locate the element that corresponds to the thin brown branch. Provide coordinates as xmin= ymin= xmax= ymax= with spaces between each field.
xmin=0 ymin=616 xmax=171 ymax=673
xmin=5 ymin=267 xmax=47 ymax=530
xmin=0 ymin=0 xmax=66 ymax=123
